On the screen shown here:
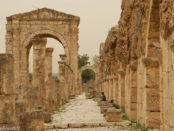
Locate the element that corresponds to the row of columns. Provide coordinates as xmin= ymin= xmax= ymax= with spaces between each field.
xmin=31 ymin=37 xmax=75 ymax=111
xmin=96 ymin=56 xmax=161 ymax=129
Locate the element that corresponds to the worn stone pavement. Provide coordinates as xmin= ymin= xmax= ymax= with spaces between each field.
xmin=45 ymin=93 xmax=134 ymax=131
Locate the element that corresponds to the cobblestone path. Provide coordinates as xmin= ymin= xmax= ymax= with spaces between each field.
xmin=45 ymin=93 xmax=134 ymax=131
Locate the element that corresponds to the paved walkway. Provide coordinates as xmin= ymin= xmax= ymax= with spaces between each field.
xmin=45 ymin=93 xmax=134 ymax=131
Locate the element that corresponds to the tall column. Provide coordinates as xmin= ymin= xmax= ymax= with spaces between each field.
xmin=45 ymin=48 xmax=54 ymax=81
xmin=58 ymin=61 xmax=66 ymax=104
xmin=32 ymin=38 xmax=46 ymax=106
xmin=45 ymin=48 xmax=54 ymax=111
xmin=129 ymin=61 xmax=138 ymax=121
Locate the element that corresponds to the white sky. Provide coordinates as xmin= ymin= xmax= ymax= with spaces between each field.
xmin=0 ymin=0 xmax=122 ymax=73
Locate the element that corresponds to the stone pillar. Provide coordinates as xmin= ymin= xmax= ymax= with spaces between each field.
xmin=45 ymin=48 xmax=54 ymax=111
xmin=129 ymin=61 xmax=138 ymax=121
xmin=45 ymin=48 xmax=54 ymax=82
xmin=142 ymin=57 xmax=160 ymax=128
xmin=0 ymin=54 xmax=16 ymax=128
xmin=118 ymin=67 xmax=125 ymax=109
xmin=58 ymin=61 xmax=66 ymax=104
xmin=125 ymin=65 xmax=131 ymax=118
xmin=32 ymin=38 xmax=46 ymax=106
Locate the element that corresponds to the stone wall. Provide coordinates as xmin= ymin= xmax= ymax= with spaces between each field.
xmin=96 ymin=0 xmax=174 ymax=130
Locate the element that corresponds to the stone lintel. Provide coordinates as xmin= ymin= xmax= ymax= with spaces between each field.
xmin=31 ymin=37 xmax=47 ymax=43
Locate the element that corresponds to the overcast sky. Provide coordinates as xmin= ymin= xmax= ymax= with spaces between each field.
xmin=0 ymin=0 xmax=122 ymax=72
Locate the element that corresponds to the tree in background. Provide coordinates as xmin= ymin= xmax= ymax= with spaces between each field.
xmin=81 ymin=69 xmax=95 ymax=83
xmin=92 ymin=55 xmax=100 ymax=67
xmin=78 ymin=54 xmax=90 ymax=69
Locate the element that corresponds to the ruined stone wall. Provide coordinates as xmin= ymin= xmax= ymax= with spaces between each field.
xmin=97 ymin=0 xmax=174 ymax=130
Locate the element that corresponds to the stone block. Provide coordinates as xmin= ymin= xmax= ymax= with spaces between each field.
xmin=54 ymin=124 xmax=68 ymax=129
xmin=84 ymin=123 xmax=100 ymax=127
xmin=100 ymin=122 xmax=116 ymax=127
xmin=43 ymin=112 xmax=51 ymax=123
xmin=68 ymin=123 xmax=85 ymax=128
xmin=0 ymin=95 xmax=15 ymax=124
xmin=105 ymin=108 xmax=122 ymax=122
xmin=23 ymin=110 xmax=44 ymax=131
xmin=146 ymin=88 xmax=160 ymax=111
xmin=0 ymin=54 xmax=14 ymax=95
xmin=146 ymin=111 xmax=160 ymax=129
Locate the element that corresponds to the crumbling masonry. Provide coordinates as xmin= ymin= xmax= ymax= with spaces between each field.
xmin=0 ymin=8 xmax=80 ymax=131
xmin=95 ymin=0 xmax=174 ymax=130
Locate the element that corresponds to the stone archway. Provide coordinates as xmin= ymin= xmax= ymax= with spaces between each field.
xmin=78 ymin=66 xmax=99 ymax=92
xmin=5 ymin=8 xmax=80 ymax=90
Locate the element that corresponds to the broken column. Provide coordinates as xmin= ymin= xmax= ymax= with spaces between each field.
xmin=32 ymin=38 xmax=46 ymax=107
xmin=0 ymin=54 xmax=16 ymax=128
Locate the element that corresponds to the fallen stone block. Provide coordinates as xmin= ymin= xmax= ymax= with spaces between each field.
xmin=43 ymin=112 xmax=52 ymax=123
xmin=44 ymin=124 xmax=54 ymax=130
xmin=98 ymin=101 xmax=113 ymax=107
xmin=105 ymin=108 xmax=123 ymax=122
xmin=116 ymin=120 xmax=131 ymax=126
xmin=23 ymin=110 xmax=44 ymax=131
xmin=68 ymin=123 xmax=85 ymax=128
xmin=54 ymin=124 xmax=68 ymax=129
xmin=100 ymin=122 xmax=116 ymax=127
xmin=84 ymin=123 xmax=100 ymax=128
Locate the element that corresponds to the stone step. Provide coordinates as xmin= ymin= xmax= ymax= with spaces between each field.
xmin=44 ymin=120 xmax=131 ymax=130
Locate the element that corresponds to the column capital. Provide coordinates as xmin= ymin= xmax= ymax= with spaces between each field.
xmin=45 ymin=48 xmax=54 ymax=56
xmin=58 ymin=61 xmax=66 ymax=65
xmin=31 ymin=37 xmax=47 ymax=50
xmin=59 ymin=54 xmax=67 ymax=61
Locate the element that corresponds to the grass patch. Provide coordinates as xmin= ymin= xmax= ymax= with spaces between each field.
xmin=122 ymin=114 xmax=129 ymax=120
xmin=134 ymin=123 xmax=148 ymax=131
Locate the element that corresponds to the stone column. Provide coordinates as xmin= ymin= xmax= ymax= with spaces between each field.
xmin=32 ymin=38 xmax=46 ymax=106
xmin=118 ymin=69 xmax=125 ymax=109
xmin=58 ymin=61 xmax=66 ymax=104
xmin=45 ymin=48 xmax=54 ymax=111
xmin=129 ymin=61 xmax=138 ymax=121
xmin=142 ymin=57 xmax=160 ymax=128
xmin=0 ymin=54 xmax=16 ymax=128
xmin=45 ymin=48 xmax=54 ymax=81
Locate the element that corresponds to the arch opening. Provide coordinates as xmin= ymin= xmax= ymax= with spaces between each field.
xmin=27 ymin=34 xmax=65 ymax=84
xmin=81 ymin=69 xmax=96 ymax=84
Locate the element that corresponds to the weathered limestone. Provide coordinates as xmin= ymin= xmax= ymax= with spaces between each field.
xmin=45 ymin=48 xmax=54 ymax=111
xmin=95 ymin=0 xmax=174 ymax=130
xmin=105 ymin=108 xmax=122 ymax=122
xmin=32 ymin=38 xmax=46 ymax=107
xmin=23 ymin=110 xmax=44 ymax=131
xmin=0 ymin=54 xmax=16 ymax=128
xmin=3 ymin=8 xmax=80 ymax=130
xmin=6 ymin=8 xmax=80 ymax=93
